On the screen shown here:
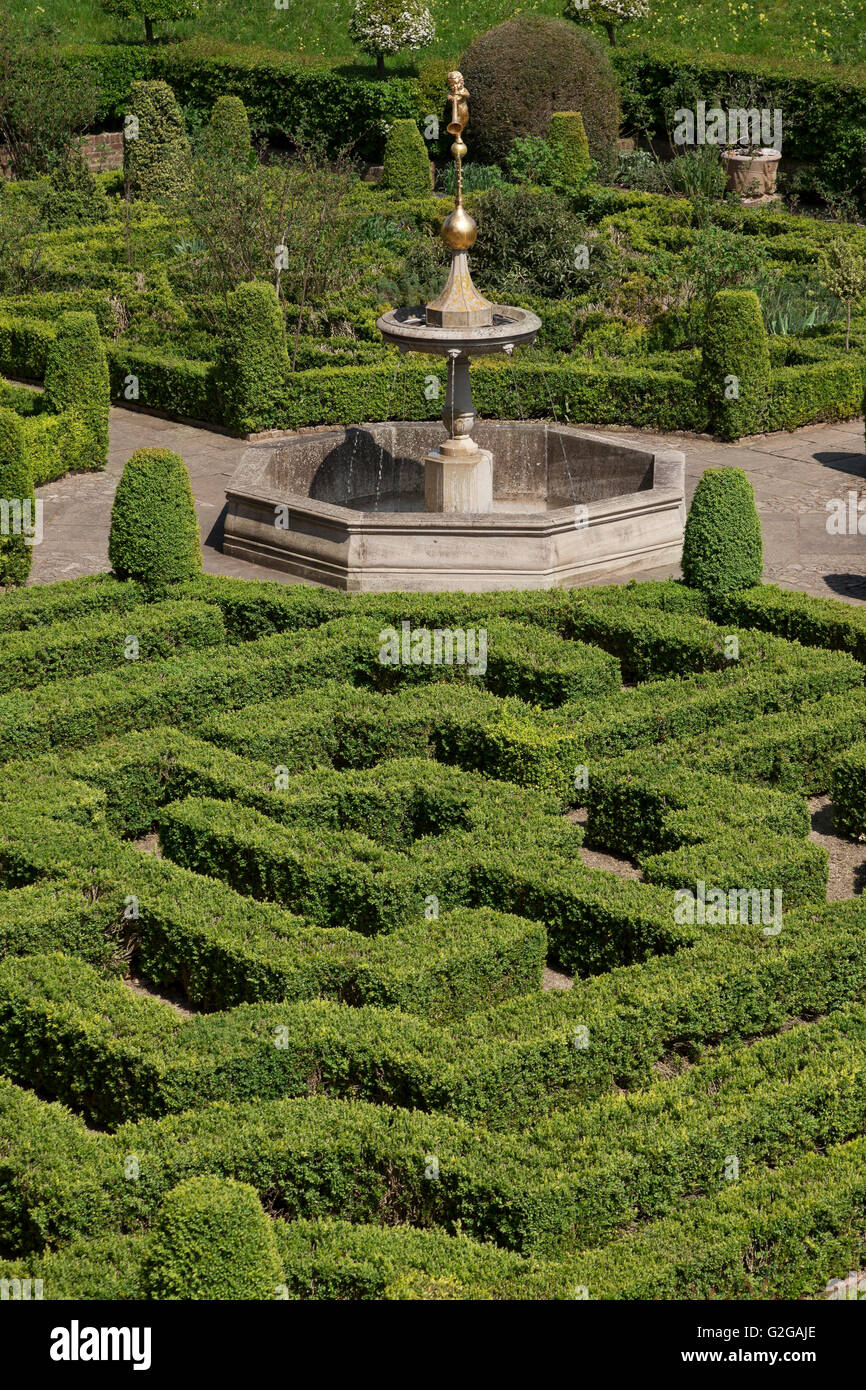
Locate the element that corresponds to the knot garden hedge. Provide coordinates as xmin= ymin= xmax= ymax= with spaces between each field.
xmin=1 ymin=574 xmax=866 ymax=1298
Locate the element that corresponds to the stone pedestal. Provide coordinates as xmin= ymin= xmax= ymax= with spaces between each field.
xmin=424 ymin=443 xmax=493 ymax=513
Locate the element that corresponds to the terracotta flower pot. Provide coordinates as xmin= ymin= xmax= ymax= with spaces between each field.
xmin=721 ymin=147 xmax=782 ymax=198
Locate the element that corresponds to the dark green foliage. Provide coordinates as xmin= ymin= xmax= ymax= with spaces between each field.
xmin=473 ymin=188 xmax=607 ymax=300
xmin=109 ymin=448 xmax=202 ymax=584
xmin=124 ymin=79 xmax=191 ymax=202
xmin=382 ymin=119 xmax=431 ymax=197
xmin=547 ymin=112 xmax=592 ymax=188
xmin=39 ymin=157 xmax=111 ymax=230
xmin=0 ymin=409 xmax=34 ymax=588
xmin=142 ymin=1176 xmax=283 ymax=1300
xmin=700 ymin=289 xmax=771 ymax=439
xmin=682 ymin=467 xmax=763 ymax=598
xmin=460 ymin=17 xmax=620 ymax=177
xmin=205 ymin=95 xmax=250 ymax=163
xmin=43 ymin=311 xmax=110 ymax=471
xmin=217 ymin=281 xmax=289 ymax=434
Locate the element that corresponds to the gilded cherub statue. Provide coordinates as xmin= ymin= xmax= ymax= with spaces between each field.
xmin=446 ymin=71 xmax=470 ymax=141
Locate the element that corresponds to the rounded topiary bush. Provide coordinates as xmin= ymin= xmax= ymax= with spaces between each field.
xmin=124 ymin=79 xmax=191 ymax=202
xmin=109 ymin=448 xmax=201 ymax=584
xmin=141 ymin=1176 xmax=283 ymax=1300
xmin=217 ymin=281 xmax=289 ymax=434
xmin=382 ymin=119 xmax=431 ymax=196
xmin=43 ymin=311 xmax=110 ymax=471
xmin=700 ymin=289 xmax=770 ymax=440
xmin=0 ymin=409 xmax=35 ymax=588
xmin=681 ymin=466 xmax=763 ymax=597
xmin=547 ymin=111 xmax=591 ymax=188
xmin=206 ymin=95 xmax=251 ymax=163
xmin=459 ymin=17 xmax=620 ymax=176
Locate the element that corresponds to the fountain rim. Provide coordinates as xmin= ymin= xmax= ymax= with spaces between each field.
xmin=376 ymin=303 xmax=542 ymax=357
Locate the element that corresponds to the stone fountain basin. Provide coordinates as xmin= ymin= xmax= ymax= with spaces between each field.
xmin=377 ymin=304 xmax=542 ymax=356
xmin=223 ymin=421 xmax=685 ymax=592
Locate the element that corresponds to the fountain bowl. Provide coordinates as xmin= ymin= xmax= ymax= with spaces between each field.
xmin=223 ymin=421 xmax=685 ymax=592
xmin=376 ymin=304 xmax=542 ymax=357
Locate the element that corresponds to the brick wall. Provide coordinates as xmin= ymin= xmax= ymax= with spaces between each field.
xmin=0 ymin=131 xmax=124 ymax=178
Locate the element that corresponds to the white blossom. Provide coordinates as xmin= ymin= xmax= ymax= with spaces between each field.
xmin=349 ymin=0 xmax=436 ymax=59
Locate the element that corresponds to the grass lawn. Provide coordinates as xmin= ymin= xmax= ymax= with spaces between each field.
xmin=12 ymin=0 xmax=866 ymax=68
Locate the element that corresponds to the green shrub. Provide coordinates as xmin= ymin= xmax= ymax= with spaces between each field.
xmin=700 ymin=289 xmax=771 ymax=439
xmin=382 ymin=119 xmax=431 ymax=197
xmin=43 ymin=311 xmax=110 ymax=471
xmin=109 ymin=448 xmax=201 ymax=584
xmin=682 ymin=467 xmax=763 ymax=597
xmin=547 ymin=112 xmax=592 ymax=188
xmin=832 ymin=742 xmax=866 ymax=840
xmin=473 ymin=188 xmax=602 ymax=299
xmin=205 ymin=95 xmax=250 ymax=163
xmin=217 ymin=281 xmax=289 ymax=434
xmin=460 ymin=18 xmax=620 ymax=177
xmin=123 ymin=79 xmax=191 ymax=202
xmin=142 ymin=1175 xmax=283 ymax=1300
xmin=38 ymin=156 xmax=111 ymax=230
xmin=0 ymin=409 xmax=34 ymax=588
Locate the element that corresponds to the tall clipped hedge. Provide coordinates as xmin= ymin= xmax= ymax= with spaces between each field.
xmin=217 ymin=281 xmax=289 ymax=435
xmin=682 ymin=467 xmax=764 ymax=597
xmin=109 ymin=447 xmax=201 ymax=584
xmin=141 ymin=1176 xmax=283 ymax=1299
xmin=43 ymin=312 xmax=110 ymax=471
xmin=0 ymin=410 xmax=35 ymax=588
xmin=547 ymin=111 xmax=591 ymax=188
xmin=700 ymin=290 xmax=771 ymax=440
xmin=206 ymin=95 xmax=250 ymax=163
xmin=124 ymin=78 xmax=191 ymax=201
xmin=382 ymin=119 xmax=431 ymax=196
xmin=460 ymin=18 xmax=620 ymax=176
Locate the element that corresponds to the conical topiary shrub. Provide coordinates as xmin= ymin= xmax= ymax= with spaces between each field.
xmin=547 ymin=112 xmax=591 ymax=188
xmin=142 ymin=1176 xmax=283 ymax=1300
xmin=382 ymin=119 xmax=431 ymax=196
xmin=217 ymin=281 xmax=289 ymax=434
xmin=0 ymin=409 xmax=35 ymax=587
xmin=44 ymin=311 xmax=110 ymax=471
xmin=682 ymin=466 xmax=763 ymax=597
xmin=124 ymin=79 xmax=191 ymax=202
xmin=206 ymin=95 xmax=251 ymax=163
xmin=700 ymin=289 xmax=770 ymax=440
xmin=109 ymin=448 xmax=201 ymax=584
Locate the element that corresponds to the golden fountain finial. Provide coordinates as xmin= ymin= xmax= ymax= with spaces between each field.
xmin=425 ymin=72 xmax=494 ymax=329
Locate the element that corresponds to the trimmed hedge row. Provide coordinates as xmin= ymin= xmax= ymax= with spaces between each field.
xmin=0 ymin=600 xmax=225 ymax=694
xmin=586 ymin=755 xmax=827 ymax=905
xmin=0 ymin=792 xmax=546 ymax=1021
xmin=0 ymin=575 xmax=146 ymax=634
xmin=712 ymin=584 xmax=866 ymax=664
xmin=831 ymin=742 xmax=866 ymax=840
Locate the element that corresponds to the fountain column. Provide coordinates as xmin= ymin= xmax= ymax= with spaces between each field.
xmin=422 ymin=71 xmax=495 ymax=514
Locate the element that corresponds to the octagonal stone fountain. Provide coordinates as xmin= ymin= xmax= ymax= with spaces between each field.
xmin=224 ymin=73 xmax=685 ymax=592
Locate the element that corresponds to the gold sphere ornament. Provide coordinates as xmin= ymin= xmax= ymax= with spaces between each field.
xmin=440 ymin=204 xmax=478 ymax=251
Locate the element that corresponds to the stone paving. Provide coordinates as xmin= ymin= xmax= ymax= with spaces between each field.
xmin=28 ymin=404 xmax=866 ymax=603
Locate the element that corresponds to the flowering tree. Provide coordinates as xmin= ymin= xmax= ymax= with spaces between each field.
xmin=349 ymin=0 xmax=436 ymax=78
xmin=564 ymin=0 xmax=648 ymax=46
xmin=101 ymin=0 xmax=202 ymax=45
